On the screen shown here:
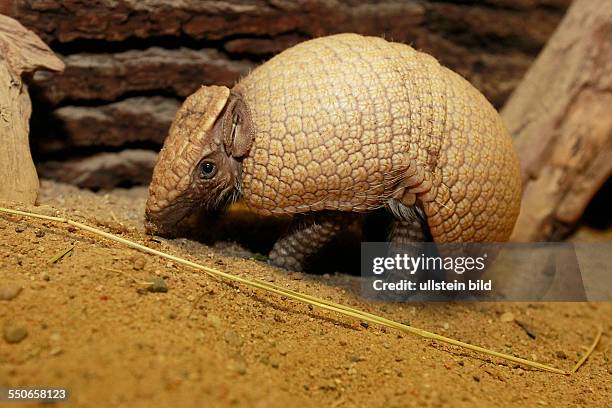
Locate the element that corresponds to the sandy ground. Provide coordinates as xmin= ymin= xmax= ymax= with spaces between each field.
xmin=0 ymin=180 xmax=610 ymax=407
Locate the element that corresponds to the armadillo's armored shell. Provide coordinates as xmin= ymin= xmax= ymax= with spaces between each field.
xmin=233 ymin=34 xmax=521 ymax=242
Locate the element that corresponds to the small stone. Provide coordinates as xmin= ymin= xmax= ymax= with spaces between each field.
xmin=34 ymin=229 xmax=45 ymax=238
xmin=320 ymin=381 xmax=337 ymax=391
xmin=228 ymin=357 xmax=247 ymax=375
xmin=3 ymin=325 xmax=28 ymax=344
xmin=472 ymin=375 xmax=480 ymax=382
xmin=234 ymin=356 xmax=247 ymax=375
xmin=360 ymin=321 xmax=369 ymax=329
xmin=146 ymin=277 xmax=167 ymax=293
xmin=206 ymin=314 xmax=222 ymax=329
xmin=14 ymin=224 xmax=26 ymax=233
xmin=500 ymin=312 xmax=515 ymax=322
xmin=0 ymin=285 xmax=22 ymax=301
xmin=277 ymin=344 xmax=289 ymax=356
xmin=42 ymin=274 xmax=51 ymax=282
xmin=224 ymin=330 xmax=243 ymax=347
xmin=555 ymin=350 xmax=568 ymax=359
xmin=49 ymin=347 xmax=63 ymax=356
xmin=133 ymin=257 xmax=146 ymax=270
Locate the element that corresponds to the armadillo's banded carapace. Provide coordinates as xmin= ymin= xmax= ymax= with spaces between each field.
xmin=233 ymin=33 xmax=521 ymax=243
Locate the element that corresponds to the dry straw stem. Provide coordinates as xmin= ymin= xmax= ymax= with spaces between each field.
xmin=0 ymin=206 xmax=602 ymax=375
xmin=48 ymin=243 xmax=74 ymax=264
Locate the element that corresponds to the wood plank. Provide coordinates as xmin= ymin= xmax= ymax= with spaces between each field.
xmin=32 ymin=47 xmax=253 ymax=104
xmin=502 ymin=0 xmax=612 ymax=241
xmin=36 ymin=97 xmax=178 ymax=153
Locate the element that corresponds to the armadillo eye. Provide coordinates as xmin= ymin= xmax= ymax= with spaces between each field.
xmin=199 ymin=160 xmax=217 ymax=179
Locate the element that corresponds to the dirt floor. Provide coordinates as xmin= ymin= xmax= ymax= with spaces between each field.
xmin=0 ymin=180 xmax=610 ymax=407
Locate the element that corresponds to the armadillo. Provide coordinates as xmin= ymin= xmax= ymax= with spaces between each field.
xmin=145 ymin=33 xmax=521 ymax=271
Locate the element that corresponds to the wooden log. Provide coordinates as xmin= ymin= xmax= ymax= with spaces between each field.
xmin=502 ymin=0 xmax=612 ymax=241
xmin=0 ymin=15 xmax=63 ymax=204
xmin=36 ymin=97 xmax=179 ymax=154
xmin=7 ymin=0 xmax=424 ymax=43
xmin=8 ymin=0 xmax=569 ymax=107
xmin=37 ymin=149 xmax=157 ymax=190
xmin=7 ymin=0 xmax=567 ymax=46
xmin=32 ymin=48 xmax=254 ymax=105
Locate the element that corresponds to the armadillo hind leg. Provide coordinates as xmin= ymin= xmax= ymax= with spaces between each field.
xmin=384 ymin=201 xmax=433 ymax=301
xmin=386 ymin=199 xmax=430 ymax=243
xmin=269 ymin=211 xmax=356 ymax=272
xmin=389 ymin=219 xmax=429 ymax=244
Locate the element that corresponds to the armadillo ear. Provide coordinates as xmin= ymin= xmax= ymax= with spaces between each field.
xmin=172 ymin=85 xmax=230 ymax=139
xmin=155 ymin=85 xmax=230 ymax=175
xmin=222 ymin=97 xmax=254 ymax=158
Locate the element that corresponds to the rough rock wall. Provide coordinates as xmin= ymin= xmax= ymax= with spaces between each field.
xmin=4 ymin=0 xmax=570 ymax=189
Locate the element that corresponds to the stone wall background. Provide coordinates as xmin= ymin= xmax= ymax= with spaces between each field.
xmin=4 ymin=0 xmax=570 ymax=190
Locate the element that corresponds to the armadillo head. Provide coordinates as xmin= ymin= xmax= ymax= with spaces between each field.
xmin=145 ymin=85 xmax=254 ymax=236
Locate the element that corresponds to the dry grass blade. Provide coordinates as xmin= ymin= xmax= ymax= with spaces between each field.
xmin=48 ymin=244 xmax=74 ymax=263
xmin=571 ymin=325 xmax=602 ymax=373
xmin=0 ymin=206 xmax=602 ymax=375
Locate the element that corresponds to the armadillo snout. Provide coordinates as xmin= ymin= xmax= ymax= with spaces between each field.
xmin=144 ymin=199 xmax=193 ymax=237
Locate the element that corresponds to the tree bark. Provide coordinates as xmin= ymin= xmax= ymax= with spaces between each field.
xmin=502 ymin=0 xmax=612 ymax=241
xmin=32 ymin=48 xmax=253 ymax=105
xmin=8 ymin=0 xmax=569 ymax=108
xmin=0 ymin=15 xmax=63 ymax=204
xmin=37 ymin=149 xmax=157 ymax=190
xmin=39 ymin=97 xmax=178 ymax=153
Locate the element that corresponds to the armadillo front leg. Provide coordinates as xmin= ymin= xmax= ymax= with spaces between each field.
xmin=269 ymin=212 xmax=355 ymax=271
